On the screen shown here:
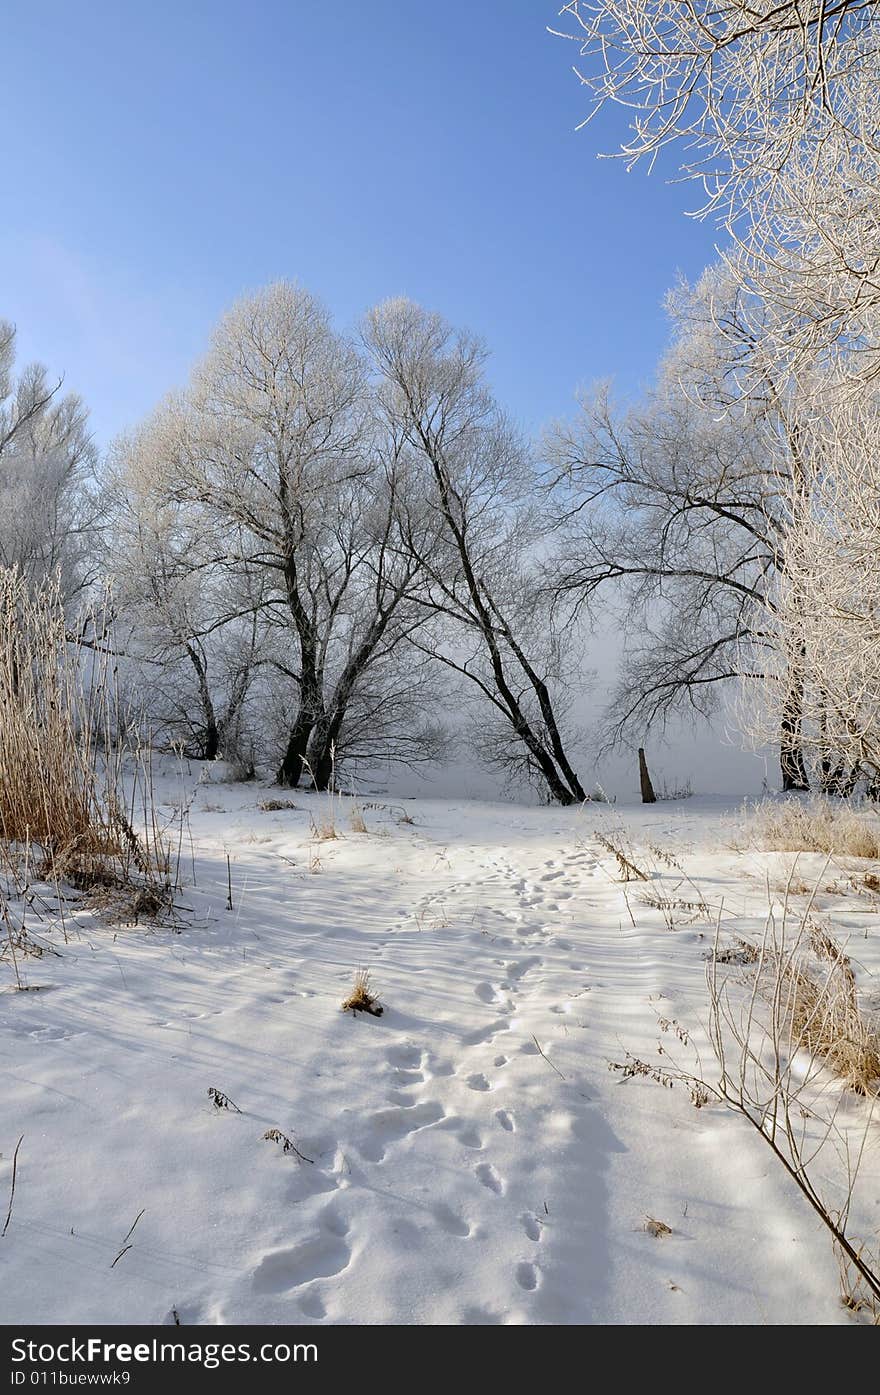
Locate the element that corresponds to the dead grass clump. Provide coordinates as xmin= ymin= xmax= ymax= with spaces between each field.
xmin=348 ymin=805 xmax=368 ymax=834
xmin=644 ymin=1216 xmax=673 ymax=1238
xmin=56 ymin=857 xmax=124 ymax=894
xmin=768 ymin=942 xmax=880 ymax=1096
xmin=259 ymin=798 xmax=298 ymax=812
xmin=123 ymin=886 xmax=171 ymax=922
xmin=746 ymin=797 xmax=880 ymax=859
xmin=658 ymin=778 xmax=693 ymax=801
xmin=710 ymin=936 xmax=760 ymax=966
xmin=310 ymin=817 xmax=339 ymax=842
xmin=341 ymin=969 xmax=383 ymax=1017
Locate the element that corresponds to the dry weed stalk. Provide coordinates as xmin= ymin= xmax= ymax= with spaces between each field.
xmin=627 ymin=897 xmax=880 ymax=1315
xmin=262 ymin=1128 xmax=314 ymax=1164
xmin=594 ymin=831 xmax=650 ymax=882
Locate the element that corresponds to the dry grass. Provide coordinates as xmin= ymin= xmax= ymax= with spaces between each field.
xmin=258 ymin=798 xmax=298 ymax=812
xmin=644 ymin=1216 xmax=673 ymax=1238
xmin=746 ymin=797 xmax=880 ymax=859
xmin=765 ymin=926 xmax=880 ymax=1095
xmin=0 ymin=571 xmax=173 ymax=947
xmin=0 ymin=571 xmax=111 ymax=853
xmin=341 ymin=968 xmax=383 ymax=1017
xmin=310 ymin=817 xmax=339 ymax=842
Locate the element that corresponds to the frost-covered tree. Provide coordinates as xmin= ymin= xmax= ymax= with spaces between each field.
xmin=0 ymin=320 xmax=97 ymax=604
xmin=365 ymin=298 xmax=587 ymax=805
xmin=105 ymin=465 xmax=266 ymax=764
xmin=743 ymin=389 xmax=880 ymax=792
xmin=115 ymin=282 xmax=437 ymax=787
xmin=552 ymin=1 xmax=880 ymax=388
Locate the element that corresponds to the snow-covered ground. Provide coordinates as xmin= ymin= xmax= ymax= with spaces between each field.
xmin=2 ymin=775 xmax=878 ymax=1325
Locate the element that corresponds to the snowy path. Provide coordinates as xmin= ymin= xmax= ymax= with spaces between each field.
xmin=1 ymin=788 xmax=874 ymax=1324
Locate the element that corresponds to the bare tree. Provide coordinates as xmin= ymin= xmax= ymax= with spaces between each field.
xmin=365 ymin=298 xmax=587 ymax=805
xmin=106 ymin=470 xmax=266 ymax=764
xmin=545 ymin=267 xmax=814 ymax=790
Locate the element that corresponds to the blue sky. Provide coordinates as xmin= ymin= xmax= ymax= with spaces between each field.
xmin=1 ymin=2 xmax=721 ymax=450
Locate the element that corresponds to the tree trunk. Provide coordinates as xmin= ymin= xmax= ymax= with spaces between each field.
xmin=185 ymin=641 xmax=220 ymax=763
xmin=780 ymin=689 xmax=810 ymax=792
xmin=638 ymin=747 xmax=656 ymax=803
xmin=308 ymin=714 xmax=342 ymax=791
xmin=780 ymin=645 xmax=810 ymax=792
xmin=278 ymin=553 xmax=323 ymax=787
xmin=277 ymin=710 xmax=315 ymax=787
xmin=203 ymin=719 xmax=220 ymax=762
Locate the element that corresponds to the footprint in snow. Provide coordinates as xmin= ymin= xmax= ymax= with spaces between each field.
xmin=440 ymin=1117 xmax=484 ymax=1150
xmin=495 ymin=1108 xmax=515 ymax=1133
xmin=515 ymin=1261 xmax=539 ymax=1292
xmin=299 ymin=1292 xmax=326 ymax=1320
xmin=385 ymin=1043 xmax=422 ymax=1070
xmin=357 ymin=1100 xmax=445 ymax=1162
xmin=252 ymin=1208 xmax=351 ymax=1293
xmin=466 ymin=1072 xmax=491 ymax=1092
xmin=431 ymin=1203 xmax=471 ymax=1238
xmin=463 ymin=1020 xmax=509 ymax=1047
xmin=387 ymin=1065 xmax=425 ymax=1093
xmin=475 ymin=1162 xmax=504 ymax=1195
xmin=520 ymin=1213 xmax=541 ymax=1241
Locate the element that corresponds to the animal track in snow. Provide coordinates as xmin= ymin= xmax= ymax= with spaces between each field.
xmin=495 ymin=1108 xmax=514 ymax=1132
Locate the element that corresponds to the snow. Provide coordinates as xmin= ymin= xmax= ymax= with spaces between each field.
xmin=2 ymin=777 xmax=877 ymax=1325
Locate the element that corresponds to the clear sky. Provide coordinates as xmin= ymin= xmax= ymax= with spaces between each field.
xmin=1 ymin=1 xmax=722 ymax=451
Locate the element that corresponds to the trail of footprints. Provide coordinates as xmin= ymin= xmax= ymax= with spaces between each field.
xmin=240 ymin=846 xmax=597 ymax=1318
